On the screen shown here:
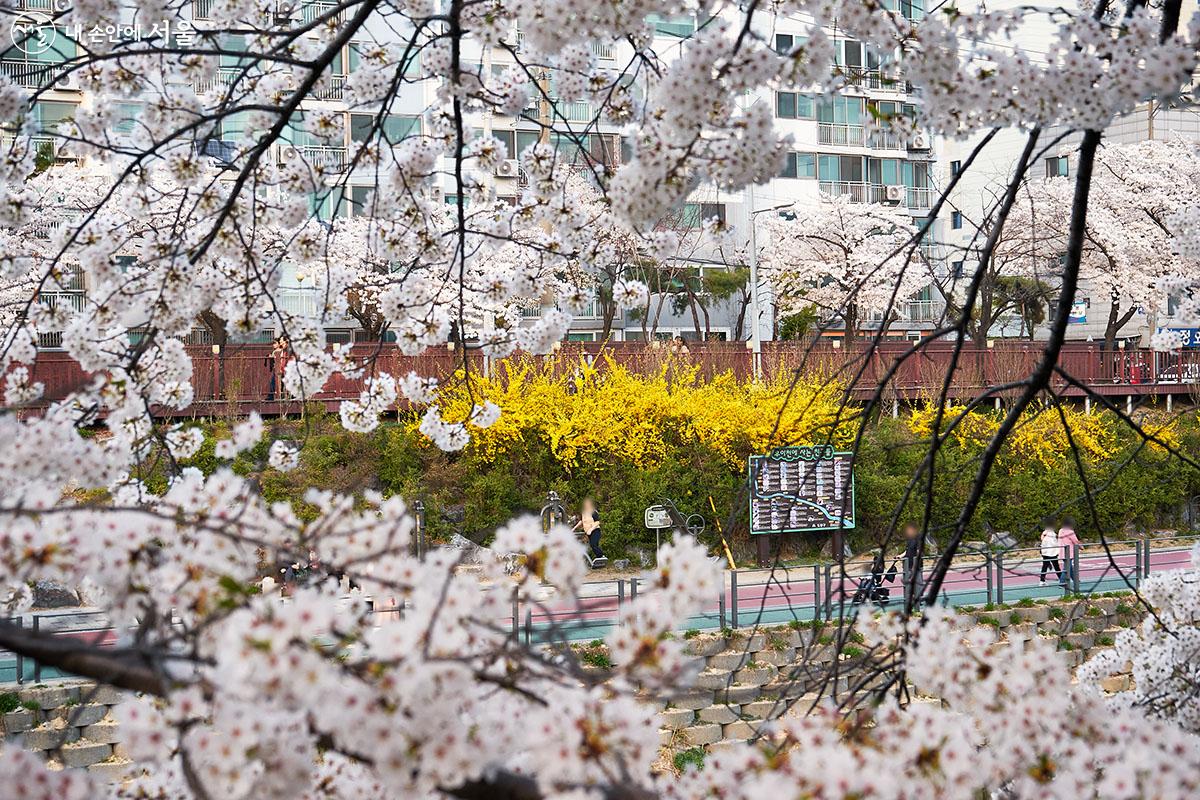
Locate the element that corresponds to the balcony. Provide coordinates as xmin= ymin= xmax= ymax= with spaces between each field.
xmin=302 ymin=1 xmax=342 ymax=24
xmin=818 ymin=123 xmax=865 ymax=147
xmin=38 ymin=292 xmax=86 ymax=313
xmin=842 ymin=68 xmax=908 ymax=94
xmin=591 ymin=41 xmax=615 ymax=61
xmin=293 ymin=145 xmax=348 ymax=170
xmin=906 ymin=186 xmax=932 ymax=209
xmin=819 ymin=181 xmax=869 ymax=202
xmin=868 ymin=130 xmax=904 ymax=150
xmin=1 ymin=134 xmax=72 ymax=162
xmin=193 ymin=0 xmax=214 ymax=18
xmin=192 ymin=66 xmax=240 ymax=95
xmin=557 ymin=100 xmax=593 ymax=123
xmin=278 ymin=290 xmax=322 ymax=318
xmin=0 ymin=60 xmax=66 ymax=89
xmin=902 ymin=299 xmax=942 ymax=322
xmin=312 ymin=74 xmax=346 ymax=100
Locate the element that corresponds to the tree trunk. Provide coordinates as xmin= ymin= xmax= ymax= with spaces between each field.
xmin=733 ymin=291 xmax=747 ymax=341
xmin=844 ymin=302 xmax=858 ymax=345
xmin=687 ymin=293 xmax=703 ymax=338
xmin=1102 ymin=296 xmax=1137 ymax=352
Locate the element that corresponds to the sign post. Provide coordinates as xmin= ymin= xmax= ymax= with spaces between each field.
xmin=748 ymin=445 xmax=855 ymax=567
xmin=644 ymin=504 xmax=672 ymax=553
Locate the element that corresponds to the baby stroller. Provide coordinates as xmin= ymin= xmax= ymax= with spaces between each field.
xmin=852 ymin=555 xmax=898 ymax=608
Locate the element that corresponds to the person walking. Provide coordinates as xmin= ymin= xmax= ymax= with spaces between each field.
xmin=572 ymin=497 xmax=606 ymax=565
xmin=1058 ymin=516 xmax=1080 ymax=587
xmin=902 ymin=523 xmax=923 ymax=606
xmin=271 ymin=337 xmax=290 ymax=399
xmin=1039 ymin=518 xmax=1064 ymax=585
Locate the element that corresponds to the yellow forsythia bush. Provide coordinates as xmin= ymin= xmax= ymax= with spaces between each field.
xmin=905 ymin=402 xmax=1163 ymax=470
xmin=426 ymin=355 xmax=857 ymax=471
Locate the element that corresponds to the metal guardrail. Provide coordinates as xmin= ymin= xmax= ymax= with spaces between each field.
xmin=3 ymin=536 xmax=1197 ymax=682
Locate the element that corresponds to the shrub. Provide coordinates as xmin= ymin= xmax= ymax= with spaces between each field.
xmin=0 ymin=693 xmax=19 ymax=714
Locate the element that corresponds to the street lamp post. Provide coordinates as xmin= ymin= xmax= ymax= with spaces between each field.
xmin=745 ymin=187 xmax=795 ymax=381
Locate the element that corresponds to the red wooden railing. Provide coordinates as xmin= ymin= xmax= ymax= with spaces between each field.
xmin=11 ymin=340 xmax=1200 ymax=418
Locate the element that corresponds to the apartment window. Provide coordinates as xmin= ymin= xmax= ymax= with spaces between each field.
xmin=868 ymin=157 xmax=901 ymax=186
xmin=816 ymin=95 xmax=864 ymax=125
xmin=951 ymin=211 xmax=963 ymax=229
xmin=952 ymin=260 xmax=964 ymax=278
xmin=1045 ymin=156 xmax=1069 ymax=178
xmin=475 ymin=128 xmax=516 ymax=159
xmin=347 ymin=185 xmax=374 ymax=216
xmin=350 ymin=113 xmax=420 ymax=144
xmin=680 ymin=202 xmax=726 ymax=227
xmin=646 ymin=14 xmax=695 ymax=37
xmin=774 ymin=33 xmax=806 ymax=53
xmin=781 ymin=152 xmax=816 ymax=179
xmin=775 ymin=91 xmax=815 ymax=119
xmin=950 ymin=160 xmax=961 ymax=176
xmin=817 ymin=154 xmax=864 ymax=182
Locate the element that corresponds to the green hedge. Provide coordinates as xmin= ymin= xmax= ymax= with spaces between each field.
xmin=171 ymin=407 xmax=1200 ymax=563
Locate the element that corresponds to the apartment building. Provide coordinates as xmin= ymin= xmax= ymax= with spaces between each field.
xmin=11 ymin=1 xmax=942 ymax=347
xmin=936 ymin=0 xmax=1200 ymax=346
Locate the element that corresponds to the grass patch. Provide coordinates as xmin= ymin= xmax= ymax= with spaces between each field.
xmin=683 ymin=629 xmax=701 ymax=640
xmin=673 ymin=746 xmax=706 ymax=773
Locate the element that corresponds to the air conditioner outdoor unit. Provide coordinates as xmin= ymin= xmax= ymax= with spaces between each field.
xmin=55 ymin=73 xmax=77 ymax=90
xmin=885 ymin=185 xmax=905 ymax=203
xmin=910 ymin=132 xmax=930 ymax=150
xmin=495 ymin=159 xmax=519 ymax=178
xmin=278 ymin=145 xmax=299 ymax=163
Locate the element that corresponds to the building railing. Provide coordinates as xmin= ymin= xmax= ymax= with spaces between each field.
xmin=301 ymin=0 xmax=342 ymax=23
xmin=192 ymin=0 xmax=215 ymax=18
xmin=38 ymin=292 xmax=86 ymax=313
xmin=557 ymin=100 xmax=593 ymax=123
xmin=868 ymin=130 xmax=904 ymax=150
xmin=0 ymin=59 xmax=66 ymax=89
xmin=906 ymin=186 xmax=932 ymax=209
xmin=293 ymin=145 xmax=348 ymax=170
xmin=312 ymin=74 xmax=346 ymax=100
xmin=818 ymin=123 xmax=865 ymax=147
xmin=841 ymin=67 xmax=908 ymax=93
xmin=191 ymin=66 xmax=240 ymax=95
xmin=591 ymin=41 xmax=615 ymax=60
xmin=277 ymin=290 xmax=322 ymax=318
xmin=819 ymin=181 xmax=869 ymax=202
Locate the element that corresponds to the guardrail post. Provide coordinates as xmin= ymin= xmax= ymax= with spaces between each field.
xmin=524 ymin=609 xmax=532 ymax=646
xmin=995 ymin=552 xmax=1004 ymax=605
xmin=823 ymin=564 xmax=833 ymax=620
xmin=617 ymin=579 xmax=625 ymax=614
xmin=1133 ymin=539 xmax=1142 ymax=588
xmin=15 ymin=616 xmax=23 ymax=685
xmin=718 ymin=591 xmax=726 ymax=631
xmin=730 ymin=571 xmax=739 ymax=629
xmin=511 ymin=593 xmax=519 ymax=643
xmin=1072 ymin=545 xmax=1081 ymax=594
xmin=985 ymin=552 xmax=994 ymax=605
xmin=32 ymin=615 xmax=41 ymax=683
xmin=813 ymin=564 xmax=821 ymax=620
xmin=1143 ymin=535 xmax=1152 ymax=579
xmin=414 ymin=499 xmax=426 ymax=560
xmin=630 ymin=577 xmax=638 ymax=602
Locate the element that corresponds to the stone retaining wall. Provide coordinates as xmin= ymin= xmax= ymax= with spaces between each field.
xmin=0 ymin=681 xmax=129 ymax=779
xmin=648 ymin=595 xmax=1142 ymax=754
xmin=1 ymin=595 xmax=1143 ymax=782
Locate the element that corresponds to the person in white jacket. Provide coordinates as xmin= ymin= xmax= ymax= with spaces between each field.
xmin=1039 ymin=518 xmax=1064 ymax=584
